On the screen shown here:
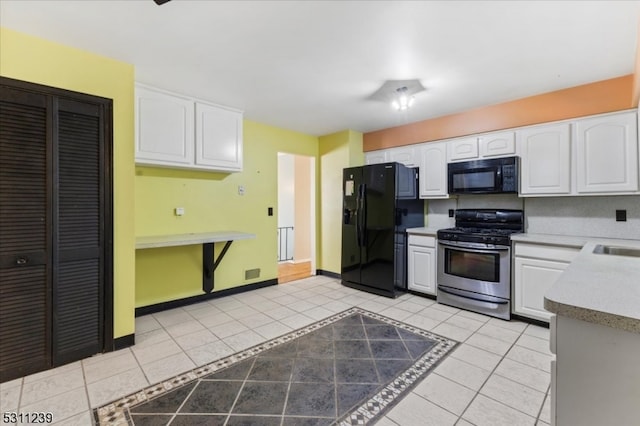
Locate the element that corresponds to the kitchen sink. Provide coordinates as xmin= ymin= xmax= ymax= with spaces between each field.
xmin=592 ymin=244 xmax=640 ymax=258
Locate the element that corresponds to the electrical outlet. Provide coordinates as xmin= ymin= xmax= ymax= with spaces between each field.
xmin=175 ymin=207 xmax=185 ymax=216
xmin=448 ymin=209 xmax=455 ymax=218
xmin=238 ymin=185 xmax=245 ymax=196
xmin=616 ymin=209 xmax=627 ymax=222
xmin=268 ymin=207 xmax=273 ymax=216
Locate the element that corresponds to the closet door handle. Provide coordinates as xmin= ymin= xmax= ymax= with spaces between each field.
xmin=16 ymin=257 xmax=28 ymax=266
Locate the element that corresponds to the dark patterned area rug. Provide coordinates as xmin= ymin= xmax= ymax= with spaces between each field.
xmin=95 ymin=308 xmax=457 ymax=425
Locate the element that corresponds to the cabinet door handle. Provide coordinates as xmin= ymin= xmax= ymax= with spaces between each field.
xmin=16 ymin=257 xmax=28 ymax=265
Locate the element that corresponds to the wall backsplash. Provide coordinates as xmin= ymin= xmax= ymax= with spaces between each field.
xmin=426 ymin=195 xmax=640 ymax=241
xmin=524 ymin=196 xmax=640 ymax=240
xmin=426 ymin=194 xmax=523 ymax=229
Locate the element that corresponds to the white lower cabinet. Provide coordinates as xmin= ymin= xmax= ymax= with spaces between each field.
xmin=407 ymin=234 xmax=436 ymax=296
xmin=513 ymin=257 xmax=569 ymax=322
xmin=512 ymin=242 xmax=580 ymax=322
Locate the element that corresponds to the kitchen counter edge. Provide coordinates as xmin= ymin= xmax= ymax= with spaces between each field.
xmin=517 ymin=234 xmax=640 ymax=335
xmin=406 ymin=227 xmax=440 ymax=236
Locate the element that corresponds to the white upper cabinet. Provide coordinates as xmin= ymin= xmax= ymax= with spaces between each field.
xmin=575 ymin=111 xmax=638 ymax=194
xmin=195 ymin=102 xmax=243 ymax=172
xmin=518 ymin=123 xmax=571 ymax=195
xmin=479 ymin=131 xmax=516 ymax=158
xmin=135 ymin=84 xmax=243 ymax=172
xmin=364 ymin=110 xmax=638 ymax=198
xmin=419 ymin=141 xmax=448 ymax=198
xmin=135 ymin=85 xmax=194 ymax=166
xmin=364 ymin=150 xmax=389 ymax=165
xmin=388 ymin=145 xmax=418 ymax=167
xmin=448 ymin=131 xmax=515 ymax=162
xmin=448 ymin=136 xmax=478 ymax=162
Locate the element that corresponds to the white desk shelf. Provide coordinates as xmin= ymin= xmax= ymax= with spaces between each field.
xmin=136 ymin=231 xmax=256 ymax=293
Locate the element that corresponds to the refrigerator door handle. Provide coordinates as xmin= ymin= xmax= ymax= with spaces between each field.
xmin=395 ymin=208 xmax=408 ymax=226
xmin=355 ymin=184 xmax=363 ymax=247
xmin=360 ymin=184 xmax=367 ymax=246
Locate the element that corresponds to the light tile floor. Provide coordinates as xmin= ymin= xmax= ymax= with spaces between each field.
xmin=0 ymin=275 xmax=552 ymax=426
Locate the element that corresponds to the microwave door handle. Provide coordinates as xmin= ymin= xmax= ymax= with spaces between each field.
xmin=438 ymin=241 xmax=509 ymax=253
xmin=496 ymin=168 xmax=503 ymax=187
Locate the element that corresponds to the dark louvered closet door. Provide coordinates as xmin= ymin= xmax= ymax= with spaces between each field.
xmin=1 ymin=77 xmax=113 ymax=383
xmin=0 ymin=87 xmax=51 ymax=381
xmin=52 ymin=98 xmax=105 ymax=365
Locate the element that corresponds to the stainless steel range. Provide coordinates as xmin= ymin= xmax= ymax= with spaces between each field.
xmin=436 ymin=209 xmax=524 ymax=320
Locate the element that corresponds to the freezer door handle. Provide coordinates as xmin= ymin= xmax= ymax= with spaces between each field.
xmin=355 ymin=184 xmax=363 ymax=247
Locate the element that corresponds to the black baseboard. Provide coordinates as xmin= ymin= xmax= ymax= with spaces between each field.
xmin=316 ymin=269 xmax=340 ymax=279
xmin=512 ymin=314 xmax=550 ymax=328
xmin=341 ymin=279 xmax=399 ymax=299
xmin=407 ymin=290 xmax=437 ymax=301
xmin=135 ymin=279 xmax=278 ymax=317
xmin=113 ymin=333 xmax=135 ymax=350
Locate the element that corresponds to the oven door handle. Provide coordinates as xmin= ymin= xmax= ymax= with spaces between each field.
xmin=438 ymin=286 xmax=509 ymax=305
xmin=438 ymin=241 xmax=509 ymax=253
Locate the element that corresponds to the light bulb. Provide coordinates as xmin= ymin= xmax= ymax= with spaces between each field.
xmin=391 ymin=87 xmax=415 ymax=111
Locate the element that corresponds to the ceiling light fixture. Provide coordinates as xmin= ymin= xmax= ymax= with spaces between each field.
xmin=368 ymin=80 xmax=425 ymax=111
xmin=391 ymin=86 xmax=415 ymax=111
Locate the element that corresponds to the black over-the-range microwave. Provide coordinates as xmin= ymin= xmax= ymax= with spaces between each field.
xmin=447 ymin=156 xmax=519 ymax=195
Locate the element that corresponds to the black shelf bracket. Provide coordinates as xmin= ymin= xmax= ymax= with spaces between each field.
xmin=202 ymin=240 xmax=234 ymax=293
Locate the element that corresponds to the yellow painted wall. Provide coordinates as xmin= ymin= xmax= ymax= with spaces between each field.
xmin=135 ymin=120 xmax=319 ymax=306
xmin=318 ymin=130 xmax=363 ymax=274
xmin=0 ymin=28 xmax=136 ymax=338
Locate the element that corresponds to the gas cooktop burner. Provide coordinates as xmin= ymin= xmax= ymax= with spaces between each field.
xmin=441 ymin=227 xmax=522 ymax=236
xmin=437 ymin=209 xmax=524 ymax=245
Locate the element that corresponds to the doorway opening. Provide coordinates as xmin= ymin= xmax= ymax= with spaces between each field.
xmin=277 ymin=153 xmax=315 ymax=283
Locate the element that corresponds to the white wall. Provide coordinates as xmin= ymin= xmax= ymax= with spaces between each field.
xmin=524 ymin=195 xmax=640 ymax=239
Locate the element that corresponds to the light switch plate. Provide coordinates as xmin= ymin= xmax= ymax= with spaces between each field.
xmin=175 ymin=207 xmax=185 ymax=216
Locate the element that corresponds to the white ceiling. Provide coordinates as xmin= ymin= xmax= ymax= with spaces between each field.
xmin=2 ymin=1 xmax=639 ymax=136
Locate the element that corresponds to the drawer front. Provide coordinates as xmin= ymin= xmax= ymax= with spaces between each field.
xmin=514 ymin=242 xmax=580 ymax=263
xmin=408 ymin=235 xmax=436 ymax=248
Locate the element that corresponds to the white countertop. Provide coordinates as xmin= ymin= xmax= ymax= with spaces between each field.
xmin=136 ymin=231 xmax=256 ymax=249
xmin=527 ymin=235 xmax=640 ymax=334
xmin=510 ymin=232 xmax=589 ymax=248
xmin=406 ymin=227 xmax=440 ymax=236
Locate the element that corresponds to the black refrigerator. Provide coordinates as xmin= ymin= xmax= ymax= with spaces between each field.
xmin=341 ymin=162 xmax=424 ymax=298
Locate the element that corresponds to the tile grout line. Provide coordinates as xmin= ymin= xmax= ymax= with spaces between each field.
xmin=78 ymin=358 xmax=94 ymax=425
xmin=25 ymin=279 xmax=549 ymax=426
xmin=455 ymin=322 xmax=541 ymax=424
xmin=222 ymin=357 xmax=256 ymax=425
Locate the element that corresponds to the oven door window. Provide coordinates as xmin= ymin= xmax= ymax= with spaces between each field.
xmin=450 ymin=168 xmax=499 ymax=193
xmin=444 ymin=248 xmax=500 ymax=282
